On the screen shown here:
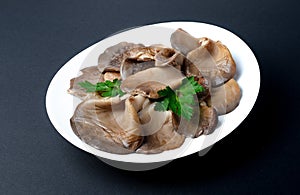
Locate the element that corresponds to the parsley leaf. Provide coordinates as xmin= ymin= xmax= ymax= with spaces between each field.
xmin=78 ymin=81 xmax=97 ymax=92
xmin=78 ymin=79 xmax=125 ymax=97
xmin=154 ymin=76 xmax=204 ymax=120
xmin=178 ymin=76 xmax=204 ymax=95
xmin=154 ymin=98 xmax=169 ymax=111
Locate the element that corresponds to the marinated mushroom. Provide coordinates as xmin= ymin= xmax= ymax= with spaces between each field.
xmin=70 ymin=95 xmax=144 ymax=154
xmin=68 ymin=28 xmax=242 ymax=155
xmin=154 ymin=47 xmax=185 ymax=70
xmin=196 ymin=102 xmax=218 ymax=136
xmin=98 ymin=42 xmax=144 ymax=73
xmin=209 ymin=78 xmax=241 ymax=115
xmin=103 ymin=71 xmax=121 ymax=81
xmin=136 ymin=109 xmax=185 ymax=154
xmin=186 ymin=37 xmax=236 ymax=86
xmin=120 ymin=46 xmax=184 ymax=80
xmin=183 ymin=59 xmax=211 ymax=100
xmin=120 ymin=66 xmax=185 ymax=98
xmin=170 ymin=28 xmax=201 ymax=55
xmin=176 ymin=102 xmax=218 ymax=137
xmin=68 ymin=66 xmax=103 ymax=99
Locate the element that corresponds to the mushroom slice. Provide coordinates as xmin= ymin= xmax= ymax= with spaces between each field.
xmin=70 ymin=96 xmax=143 ymax=154
xmin=103 ymin=71 xmax=121 ymax=81
xmin=186 ymin=37 xmax=236 ymax=86
xmin=183 ymin=59 xmax=211 ymax=100
xmin=120 ymin=66 xmax=185 ymax=98
xmin=68 ymin=66 xmax=103 ymax=100
xmin=130 ymin=81 xmax=168 ymax=99
xmin=154 ymin=48 xmax=185 ymax=70
xmin=121 ymin=59 xmax=155 ymax=80
xmin=177 ymin=102 xmax=218 ymax=137
xmin=170 ymin=28 xmax=201 ymax=55
xmin=138 ymin=102 xmax=170 ymax=136
xmin=196 ymin=103 xmax=218 ymax=136
xmin=209 ymin=78 xmax=241 ymax=115
xmin=98 ymin=42 xmax=144 ymax=73
xmin=136 ymin=108 xmax=185 ymax=154
xmin=120 ymin=47 xmax=159 ymax=79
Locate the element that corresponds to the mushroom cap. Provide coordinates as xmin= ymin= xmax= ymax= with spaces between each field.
xmin=170 ymin=28 xmax=201 ymax=55
xmin=68 ymin=66 xmax=103 ymax=100
xmin=186 ymin=38 xmax=236 ymax=86
xmin=170 ymin=29 xmax=236 ymax=86
xmin=176 ymin=102 xmax=218 ymax=138
xmin=154 ymin=47 xmax=185 ymax=70
xmin=119 ymin=46 xmax=158 ymax=80
xmin=121 ymin=66 xmax=185 ymax=98
xmin=98 ymin=42 xmax=144 ymax=73
xmin=103 ymin=71 xmax=121 ymax=81
xmin=120 ymin=46 xmax=184 ymax=80
xmin=70 ymin=95 xmax=144 ymax=154
xmin=136 ymin=110 xmax=185 ymax=154
xmin=209 ymin=78 xmax=241 ymax=115
xmin=196 ymin=103 xmax=218 ymax=136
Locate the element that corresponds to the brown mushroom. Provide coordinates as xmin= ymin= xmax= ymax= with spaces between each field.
xmin=68 ymin=66 xmax=103 ymax=100
xmin=170 ymin=28 xmax=201 ymax=55
xmin=209 ymin=78 xmax=241 ymax=115
xmin=176 ymin=102 xmax=218 ymax=137
xmin=183 ymin=59 xmax=211 ymax=101
xmin=196 ymin=102 xmax=218 ymax=136
xmin=98 ymin=42 xmax=144 ymax=73
xmin=136 ymin=105 xmax=185 ymax=154
xmin=121 ymin=46 xmax=188 ymax=80
xmin=103 ymin=71 xmax=121 ymax=81
xmin=154 ymin=47 xmax=185 ymax=70
xmin=121 ymin=66 xmax=185 ymax=98
xmin=70 ymin=95 xmax=144 ymax=154
xmin=186 ymin=37 xmax=236 ymax=86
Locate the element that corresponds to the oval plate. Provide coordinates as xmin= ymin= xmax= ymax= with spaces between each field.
xmin=46 ymin=22 xmax=260 ymax=163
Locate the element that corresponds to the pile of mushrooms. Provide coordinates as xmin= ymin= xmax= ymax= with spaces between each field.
xmin=68 ymin=28 xmax=241 ymax=154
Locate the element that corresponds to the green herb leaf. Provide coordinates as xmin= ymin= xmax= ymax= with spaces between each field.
xmin=78 ymin=79 xmax=125 ymax=97
xmin=154 ymin=98 xmax=169 ymax=111
xmin=154 ymin=76 xmax=204 ymax=120
xmin=78 ymin=81 xmax=97 ymax=92
xmin=178 ymin=76 xmax=204 ymax=95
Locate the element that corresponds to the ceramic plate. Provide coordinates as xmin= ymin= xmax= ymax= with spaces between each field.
xmin=46 ymin=22 xmax=260 ymax=163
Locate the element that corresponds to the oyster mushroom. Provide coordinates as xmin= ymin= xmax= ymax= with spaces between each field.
xmin=103 ymin=71 xmax=121 ymax=81
xmin=154 ymin=47 xmax=185 ymax=70
xmin=209 ymin=78 xmax=241 ymax=115
xmin=70 ymin=95 xmax=144 ymax=154
xmin=196 ymin=102 xmax=218 ymax=136
xmin=121 ymin=46 xmax=187 ymax=80
xmin=138 ymin=102 xmax=171 ymax=136
xmin=183 ymin=59 xmax=211 ymax=100
xmin=98 ymin=42 xmax=144 ymax=73
xmin=186 ymin=37 xmax=236 ymax=86
xmin=170 ymin=29 xmax=236 ymax=86
xmin=121 ymin=59 xmax=155 ymax=80
xmin=176 ymin=102 xmax=218 ymax=137
xmin=119 ymin=47 xmax=158 ymax=79
xmin=68 ymin=66 xmax=103 ymax=100
xmin=170 ymin=28 xmax=201 ymax=55
xmin=136 ymin=104 xmax=185 ymax=154
xmin=121 ymin=66 xmax=185 ymax=98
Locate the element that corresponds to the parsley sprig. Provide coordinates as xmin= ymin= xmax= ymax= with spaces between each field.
xmin=154 ymin=76 xmax=204 ymax=120
xmin=78 ymin=79 xmax=125 ymax=97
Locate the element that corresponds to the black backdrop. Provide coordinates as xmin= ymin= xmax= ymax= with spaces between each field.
xmin=1 ymin=0 xmax=300 ymax=194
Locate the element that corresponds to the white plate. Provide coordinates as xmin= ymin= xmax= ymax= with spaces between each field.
xmin=46 ymin=22 xmax=260 ymax=163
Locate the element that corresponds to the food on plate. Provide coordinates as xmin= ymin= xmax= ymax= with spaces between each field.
xmin=68 ymin=28 xmax=241 ymax=154
xmin=171 ymin=28 xmax=236 ymax=86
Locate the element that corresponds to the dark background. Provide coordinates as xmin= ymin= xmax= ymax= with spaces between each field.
xmin=1 ymin=0 xmax=299 ymax=194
